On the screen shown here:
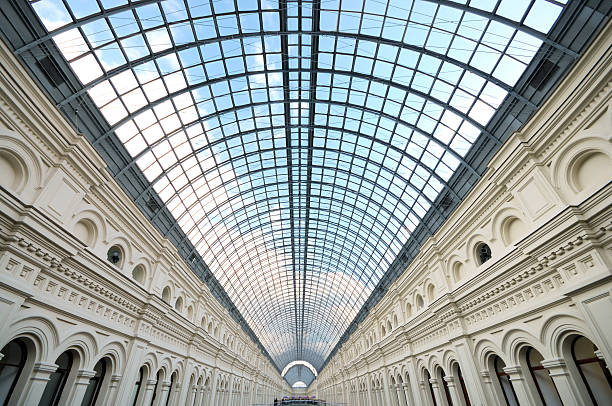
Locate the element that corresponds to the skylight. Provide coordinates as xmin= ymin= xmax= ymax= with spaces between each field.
xmin=28 ymin=0 xmax=567 ymax=381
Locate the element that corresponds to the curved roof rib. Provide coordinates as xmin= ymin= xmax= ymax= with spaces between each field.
xmin=8 ymin=0 xmax=608 ymax=386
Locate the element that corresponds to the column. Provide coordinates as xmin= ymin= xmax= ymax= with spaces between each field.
xmin=541 ymin=358 xmax=587 ymax=405
xmin=503 ymin=365 xmax=538 ymax=406
xmin=392 ymin=384 xmax=406 ymax=406
xmin=140 ymin=379 xmax=157 ymax=406
xmin=105 ymin=374 xmax=122 ymax=406
xmin=453 ymin=338 xmax=491 ymax=406
xmin=250 ymin=382 xmax=257 ymax=405
xmin=169 ymin=381 xmax=181 ymax=405
xmin=153 ymin=379 xmax=171 ymax=406
xmin=187 ymin=384 xmax=198 ymax=406
xmin=444 ymin=375 xmax=465 ymax=406
xmin=381 ymin=374 xmax=392 ymax=405
xmin=480 ymin=370 xmax=504 ymax=406
xmin=68 ymin=369 xmax=97 ymax=406
xmin=227 ymin=376 xmax=234 ymax=406
xmin=429 ymin=378 xmax=447 ymax=406
xmin=113 ymin=339 xmax=147 ymax=406
xmin=402 ymin=383 xmax=415 ymax=406
xmin=406 ymin=360 xmax=425 ymax=406
xmin=366 ymin=378 xmax=374 ymax=406
xmin=208 ymin=371 xmax=219 ymax=406
xmin=18 ymin=362 xmax=57 ymax=406
xmin=419 ymin=380 xmax=433 ymax=406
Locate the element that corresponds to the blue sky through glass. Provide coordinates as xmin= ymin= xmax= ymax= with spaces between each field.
xmin=30 ymin=0 xmax=564 ymax=378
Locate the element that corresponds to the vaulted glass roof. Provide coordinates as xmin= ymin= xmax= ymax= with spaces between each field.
xmin=13 ymin=0 xmax=608 ymax=386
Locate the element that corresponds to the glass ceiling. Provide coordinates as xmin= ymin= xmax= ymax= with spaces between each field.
xmin=27 ymin=0 xmax=573 ymax=379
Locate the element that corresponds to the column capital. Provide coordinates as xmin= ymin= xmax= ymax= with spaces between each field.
xmin=443 ymin=375 xmax=457 ymax=385
xmin=32 ymin=362 xmax=59 ymax=374
xmin=502 ymin=365 xmax=523 ymax=376
xmin=146 ymin=379 xmax=157 ymax=386
xmin=540 ymin=358 xmax=566 ymax=369
xmin=110 ymin=374 xmax=122 ymax=383
xmin=76 ymin=369 xmax=97 ymax=380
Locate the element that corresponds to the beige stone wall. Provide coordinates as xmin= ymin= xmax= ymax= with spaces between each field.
xmin=0 ymin=36 xmax=287 ymax=406
xmin=314 ymin=20 xmax=612 ymax=406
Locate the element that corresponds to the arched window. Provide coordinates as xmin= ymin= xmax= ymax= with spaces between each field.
xmin=526 ymin=347 xmax=562 ymax=406
xmin=174 ymin=296 xmax=183 ymax=312
xmin=81 ymin=358 xmax=107 ymax=406
xmin=453 ymin=262 xmax=463 ymax=282
xmin=493 ymin=356 xmax=518 ymax=406
xmin=416 ymin=295 xmax=424 ymax=310
xmin=439 ymin=369 xmax=453 ymax=406
xmin=130 ymin=367 xmax=144 ymax=406
xmin=106 ymin=245 xmax=123 ymax=266
xmin=0 ymin=339 xmax=27 ymax=405
xmin=476 ymin=243 xmax=492 ymax=265
xmin=39 ymin=351 xmax=74 ymax=406
xmin=132 ymin=265 xmax=145 ymax=284
xmin=571 ymin=336 xmax=612 ymax=405
xmin=161 ymin=286 xmax=171 ymax=304
xmin=187 ymin=305 xmax=194 ymax=320
xmin=427 ymin=284 xmax=435 ymax=302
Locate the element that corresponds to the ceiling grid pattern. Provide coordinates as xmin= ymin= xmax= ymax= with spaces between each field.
xmin=5 ymin=0 xmax=607 ymax=386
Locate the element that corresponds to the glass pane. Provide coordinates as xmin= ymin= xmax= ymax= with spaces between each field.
xmin=29 ymin=0 xmax=568 ymax=376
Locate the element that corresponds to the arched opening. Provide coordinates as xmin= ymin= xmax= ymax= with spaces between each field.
xmin=0 ymin=338 xmax=27 ymax=405
xmin=503 ymin=217 xmax=527 ymax=245
xmin=106 ymin=245 xmax=124 ymax=267
xmin=39 ymin=350 xmax=74 ymax=406
xmin=386 ymin=320 xmax=392 ymax=333
xmin=571 ymin=335 xmax=612 ymax=405
xmin=525 ymin=347 xmax=562 ymax=405
xmin=492 ymin=355 xmax=518 ymax=406
xmin=81 ymin=358 xmax=108 ymax=406
xmin=187 ymin=305 xmax=194 ymax=320
xmin=572 ymin=151 xmax=611 ymax=192
xmin=174 ymin=296 xmax=183 ymax=312
xmin=132 ymin=265 xmax=145 ymax=284
xmin=161 ymin=286 xmax=171 ymax=304
xmin=416 ymin=294 xmax=424 ymax=310
xmin=452 ymin=262 xmax=463 ymax=282
xmin=427 ymin=284 xmax=435 ymax=302
xmin=381 ymin=324 xmax=386 ymax=336
xmin=129 ymin=366 xmax=145 ymax=406
xmin=0 ymin=150 xmax=25 ymax=192
xmin=406 ymin=302 xmax=412 ymax=317
xmin=73 ymin=219 xmax=96 ymax=246
xmin=476 ymin=243 xmax=492 ymax=265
